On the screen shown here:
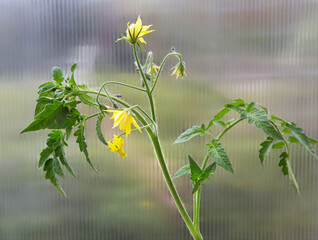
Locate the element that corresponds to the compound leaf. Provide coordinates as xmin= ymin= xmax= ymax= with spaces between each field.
xmin=208 ymin=139 xmax=233 ymax=173
xmin=259 ymin=137 xmax=276 ymax=165
xmin=74 ymin=125 xmax=97 ymax=172
xmin=96 ymin=114 xmax=108 ymax=146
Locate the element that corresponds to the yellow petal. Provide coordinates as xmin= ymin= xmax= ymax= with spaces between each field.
xmin=117 ymin=148 xmax=127 ymax=157
xmin=131 ymin=117 xmax=141 ymax=132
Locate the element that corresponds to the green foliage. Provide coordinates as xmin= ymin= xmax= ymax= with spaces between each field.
xmin=21 ymin=101 xmax=69 ymax=133
xmin=43 ymin=157 xmax=65 ymax=195
xmin=52 ymin=66 xmax=64 ymax=83
xmin=173 ymin=164 xmax=190 ymax=179
xmin=259 ymin=137 xmax=276 ymax=165
xmin=207 ymin=139 xmax=233 ymax=173
xmin=96 ymin=114 xmax=108 ymax=146
xmin=286 ymin=124 xmax=317 ymax=158
xmin=188 ymin=155 xmax=217 ymax=194
xmin=21 ymin=63 xmax=104 ymax=194
xmin=174 ymin=124 xmax=205 ymax=144
xmin=242 ymin=108 xmax=283 ymax=140
xmin=278 ymin=152 xmax=299 ymax=193
xmin=74 ymin=124 xmax=97 ymax=172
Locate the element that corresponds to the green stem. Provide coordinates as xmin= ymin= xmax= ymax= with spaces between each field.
xmin=216 ymin=118 xmax=244 ymax=140
xmin=149 ymin=133 xmax=203 ymax=240
xmin=133 ymin=44 xmax=157 ymax=123
xmin=193 ymin=189 xmax=201 ymax=231
xmin=150 ymin=52 xmax=182 ymax=93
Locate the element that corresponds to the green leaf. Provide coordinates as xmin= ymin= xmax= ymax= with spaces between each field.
xmin=96 ymin=114 xmax=108 ymax=146
xmin=208 ymin=139 xmax=234 ymax=173
xmin=246 ymin=102 xmax=255 ymax=112
xmin=74 ymin=125 xmax=97 ymax=172
xmin=272 ymin=142 xmax=285 ymax=149
xmin=309 ymin=138 xmax=318 ymax=144
xmin=38 ymin=147 xmax=54 ymax=168
xmin=188 ymin=155 xmax=202 ymax=182
xmin=270 ymin=115 xmax=286 ymax=124
xmin=201 ymin=162 xmax=216 ymax=180
xmin=278 ymin=152 xmax=299 ymax=194
xmin=52 ymin=67 xmax=64 ymax=83
xmin=77 ymin=85 xmax=99 ymax=109
xmin=242 ymin=108 xmax=283 ymax=140
xmin=259 ymin=137 xmax=276 ymax=165
xmin=173 ymin=164 xmax=191 ymax=179
xmin=286 ymin=125 xmax=317 ymax=158
xmin=192 ymin=181 xmax=201 ymax=194
xmin=213 ymin=120 xmax=226 ymax=127
xmin=207 ymin=108 xmax=230 ymax=128
xmin=71 ymin=62 xmax=78 ymax=73
xmin=55 ymin=145 xmax=76 ymax=177
xmin=21 ymin=101 xmax=69 ymax=133
xmin=232 ymin=99 xmax=246 ymax=106
xmin=226 ymin=104 xmax=244 ymax=114
xmin=258 ymin=104 xmax=268 ymax=115
xmin=43 ymin=157 xmax=66 ymax=195
xmin=38 ymin=82 xmax=56 ymax=95
xmin=174 ymin=126 xmax=205 ymax=144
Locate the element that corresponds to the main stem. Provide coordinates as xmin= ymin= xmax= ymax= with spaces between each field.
xmin=132 ymin=44 xmax=202 ymax=239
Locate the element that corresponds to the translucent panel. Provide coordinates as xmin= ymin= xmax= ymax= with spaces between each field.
xmin=0 ymin=0 xmax=317 ymax=239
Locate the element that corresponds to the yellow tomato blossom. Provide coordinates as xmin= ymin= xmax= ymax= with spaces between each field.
xmin=108 ymin=135 xmax=127 ymax=157
xmin=106 ymin=110 xmax=141 ymax=136
xmin=147 ymin=64 xmax=160 ymax=76
xmin=171 ymin=61 xmax=187 ymax=79
xmin=116 ymin=15 xmax=154 ymax=45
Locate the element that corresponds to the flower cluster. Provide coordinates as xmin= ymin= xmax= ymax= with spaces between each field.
xmin=106 ymin=110 xmax=141 ymax=158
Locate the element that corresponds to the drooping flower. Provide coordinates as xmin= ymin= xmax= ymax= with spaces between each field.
xmin=171 ymin=61 xmax=187 ymax=79
xmin=106 ymin=110 xmax=141 ymax=136
xmin=144 ymin=63 xmax=160 ymax=81
xmin=108 ymin=135 xmax=127 ymax=157
xmin=116 ymin=15 xmax=154 ymax=45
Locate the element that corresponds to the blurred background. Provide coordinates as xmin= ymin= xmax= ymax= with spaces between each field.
xmin=1 ymin=0 xmax=318 ymax=239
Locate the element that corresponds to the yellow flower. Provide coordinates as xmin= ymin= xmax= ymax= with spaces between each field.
xmin=116 ymin=15 xmax=154 ymax=45
xmin=147 ymin=64 xmax=160 ymax=76
xmin=106 ymin=110 xmax=141 ymax=136
xmin=108 ymin=135 xmax=127 ymax=157
xmin=171 ymin=61 xmax=187 ymax=79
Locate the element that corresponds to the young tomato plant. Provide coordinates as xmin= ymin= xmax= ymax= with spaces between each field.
xmin=22 ymin=16 xmax=317 ymax=240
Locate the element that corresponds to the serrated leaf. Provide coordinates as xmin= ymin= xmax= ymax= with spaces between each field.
xmin=96 ymin=114 xmax=108 ymax=146
xmin=258 ymin=104 xmax=268 ymax=115
xmin=55 ymin=145 xmax=76 ymax=177
xmin=242 ymin=109 xmax=283 ymax=140
xmin=287 ymin=125 xmax=317 ymax=158
xmin=43 ymin=157 xmax=66 ymax=195
xmin=188 ymin=155 xmax=202 ymax=182
xmin=208 ymin=139 xmax=234 ymax=173
xmin=38 ymin=147 xmax=54 ymax=168
xmin=272 ymin=142 xmax=285 ymax=149
xmin=278 ymin=152 xmax=299 ymax=194
xmin=270 ymin=115 xmax=286 ymax=124
xmin=259 ymin=137 xmax=275 ymax=165
xmin=174 ymin=126 xmax=205 ymax=144
xmin=22 ymin=101 xmax=69 ymax=133
xmin=201 ymin=162 xmax=216 ymax=180
xmin=309 ymin=138 xmax=318 ymax=144
xmin=173 ymin=164 xmax=191 ymax=179
xmin=52 ymin=67 xmax=64 ymax=83
xmin=74 ymin=125 xmax=97 ymax=172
